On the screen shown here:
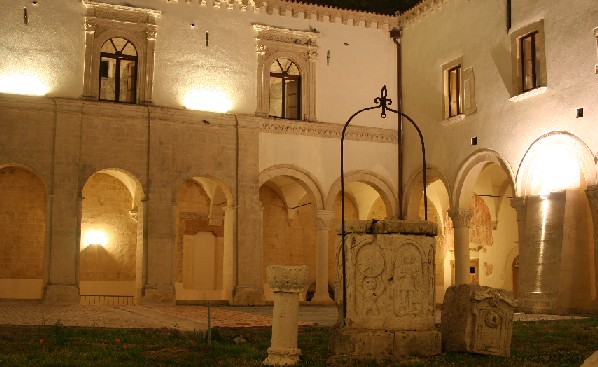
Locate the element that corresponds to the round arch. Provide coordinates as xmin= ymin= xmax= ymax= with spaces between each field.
xmin=452 ymin=149 xmax=515 ymax=209
xmin=515 ymin=131 xmax=597 ymax=197
xmin=404 ymin=165 xmax=451 ymax=219
xmin=325 ymin=170 xmax=396 ymax=217
xmin=259 ymin=164 xmax=325 ymax=210
xmin=172 ymin=174 xmax=234 ymax=207
xmin=0 ymin=162 xmax=49 ymax=193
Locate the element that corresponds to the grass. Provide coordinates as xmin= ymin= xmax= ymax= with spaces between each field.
xmin=0 ymin=318 xmax=596 ymax=366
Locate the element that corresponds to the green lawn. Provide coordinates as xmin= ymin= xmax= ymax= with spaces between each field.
xmin=0 ymin=318 xmax=596 ymax=366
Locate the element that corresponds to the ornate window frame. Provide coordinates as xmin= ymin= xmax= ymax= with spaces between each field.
xmin=254 ymin=24 xmax=319 ymax=122
xmin=83 ymin=1 xmax=159 ymax=104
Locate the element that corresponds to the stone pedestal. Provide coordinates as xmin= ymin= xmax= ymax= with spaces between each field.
xmin=44 ymin=284 xmax=80 ymax=304
xmin=264 ymin=265 xmax=308 ymax=366
xmin=441 ymin=284 xmax=516 ymax=357
xmin=329 ymin=219 xmax=441 ymax=363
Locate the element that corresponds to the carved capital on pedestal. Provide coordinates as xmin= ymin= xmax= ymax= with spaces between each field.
xmin=447 ymin=209 xmax=472 ymax=228
xmin=314 ymin=210 xmax=335 ymax=230
xmin=267 ymin=265 xmax=308 ymax=293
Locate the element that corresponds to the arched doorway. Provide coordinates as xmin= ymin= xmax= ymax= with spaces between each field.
xmin=79 ymin=169 xmax=143 ymax=305
xmin=174 ymin=177 xmax=233 ymax=303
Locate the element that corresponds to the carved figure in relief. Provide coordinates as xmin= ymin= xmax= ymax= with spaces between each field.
xmin=356 ymin=246 xmax=385 ymax=316
xmin=361 ymin=276 xmax=385 ymax=316
xmin=394 ymin=246 xmax=423 ymax=316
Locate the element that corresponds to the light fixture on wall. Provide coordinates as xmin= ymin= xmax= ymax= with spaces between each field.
xmin=183 ymin=88 xmax=232 ymax=113
xmin=82 ymin=229 xmax=109 ymax=247
xmin=0 ymin=72 xmax=49 ymax=96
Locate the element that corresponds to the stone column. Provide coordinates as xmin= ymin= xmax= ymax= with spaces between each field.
xmin=448 ymin=209 xmax=472 ymax=285
xmin=312 ymin=210 xmax=335 ymax=304
xmin=518 ymin=193 xmax=566 ymax=313
xmin=510 ymin=197 xmax=527 ymax=253
xmin=586 ymin=186 xmax=598 ymax=303
xmin=264 ymin=265 xmax=309 ymax=366
xmin=222 ymin=206 xmax=237 ymax=302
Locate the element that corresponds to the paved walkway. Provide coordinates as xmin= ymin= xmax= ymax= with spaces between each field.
xmin=0 ymin=303 xmax=588 ymax=332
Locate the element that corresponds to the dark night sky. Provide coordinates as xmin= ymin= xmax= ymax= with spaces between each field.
xmin=292 ymin=0 xmax=424 ymax=15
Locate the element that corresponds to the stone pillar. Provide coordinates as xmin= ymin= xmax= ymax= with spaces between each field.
xmin=312 ymin=210 xmax=335 ymax=304
xmin=222 ymin=206 xmax=237 ymax=302
xmin=510 ymin=196 xmax=527 ymax=255
xmin=448 ymin=209 xmax=473 ymax=285
xmin=518 ymin=193 xmax=566 ymax=313
xmin=264 ymin=265 xmax=309 ymax=366
xmin=233 ymin=202 xmax=264 ymax=305
xmin=585 ymin=186 xmax=598 ymax=303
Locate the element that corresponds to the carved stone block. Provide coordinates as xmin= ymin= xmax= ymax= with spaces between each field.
xmin=441 ymin=284 xmax=516 ymax=357
xmin=329 ymin=219 xmax=441 ymax=363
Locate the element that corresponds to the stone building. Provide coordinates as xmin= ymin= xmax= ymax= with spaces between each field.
xmin=0 ymin=0 xmax=596 ymax=314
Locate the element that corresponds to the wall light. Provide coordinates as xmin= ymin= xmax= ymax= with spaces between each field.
xmin=82 ymin=229 xmax=109 ymax=247
xmin=0 ymin=72 xmax=49 ymax=96
xmin=529 ymin=143 xmax=580 ymax=196
xmin=183 ymin=88 xmax=232 ymax=113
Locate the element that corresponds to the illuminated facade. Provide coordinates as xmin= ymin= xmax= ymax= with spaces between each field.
xmin=0 ymin=0 xmax=596 ymax=314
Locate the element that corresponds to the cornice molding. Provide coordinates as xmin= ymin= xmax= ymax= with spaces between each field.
xmin=260 ymin=119 xmax=398 ymax=144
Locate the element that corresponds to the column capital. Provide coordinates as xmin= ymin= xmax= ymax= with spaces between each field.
xmin=314 ymin=210 xmax=335 ymax=230
xmin=510 ymin=196 xmax=527 ymax=222
xmin=447 ymin=208 xmax=472 ymax=228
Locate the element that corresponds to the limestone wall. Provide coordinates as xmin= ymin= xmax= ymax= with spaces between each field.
xmin=0 ymin=166 xmax=46 ymax=299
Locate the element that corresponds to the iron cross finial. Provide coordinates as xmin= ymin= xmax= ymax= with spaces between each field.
xmin=374 ymin=85 xmax=393 ymax=118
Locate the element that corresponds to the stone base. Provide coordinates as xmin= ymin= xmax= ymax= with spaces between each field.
xmin=328 ymin=327 xmax=441 ymax=364
xmin=310 ymin=294 xmax=334 ymax=305
xmin=44 ymin=284 xmax=80 ymax=304
xmin=518 ymin=292 xmax=557 ymax=314
xmin=263 ymin=346 xmax=301 ymax=366
xmin=232 ymin=286 xmax=265 ymax=306
xmin=140 ymin=286 xmax=176 ymax=305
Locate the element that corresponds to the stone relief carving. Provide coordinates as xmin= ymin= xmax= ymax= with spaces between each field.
xmin=394 ymin=244 xmax=423 ymax=316
xmin=356 ymin=245 xmax=385 ymax=316
xmin=260 ymin=119 xmax=398 ymax=144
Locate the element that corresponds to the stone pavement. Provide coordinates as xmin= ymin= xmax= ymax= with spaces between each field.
xmin=0 ymin=303 xmax=588 ymax=332
xmin=0 ymin=303 xmax=339 ymax=332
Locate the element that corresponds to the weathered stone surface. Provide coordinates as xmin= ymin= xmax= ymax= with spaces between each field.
xmin=441 ymin=284 xmax=516 ymax=357
xmin=330 ymin=219 xmax=441 ymax=362
xmin=264 ymin=265 xmax=308 ymax=366
xmin=267 ymin=265 xmax=309 ymax=293
xmin=338 ymin=219 xmax=438 ymax=236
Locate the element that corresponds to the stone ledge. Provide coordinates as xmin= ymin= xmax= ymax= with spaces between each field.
xmin=337 ymin=219 xmax=437 ymax=236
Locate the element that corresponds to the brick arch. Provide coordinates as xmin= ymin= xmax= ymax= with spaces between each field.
xmin=325 ymin=170 xmax=396 ymax=217
xmin=259 ymin=164 xmax=325 ymax=210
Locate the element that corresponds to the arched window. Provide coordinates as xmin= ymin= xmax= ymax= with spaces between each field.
xmin=99 ymin=38 xmax=137 ymax=103
xmin=269 ymin=58 xmax=301 ymax=120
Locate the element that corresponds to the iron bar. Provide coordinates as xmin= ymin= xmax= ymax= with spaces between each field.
xmin=340 ymin=85 xmax=427 ymax=325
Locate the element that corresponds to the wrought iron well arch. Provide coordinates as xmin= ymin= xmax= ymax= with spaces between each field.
xmin=340 ymin=85 xmax=428 ymax=321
